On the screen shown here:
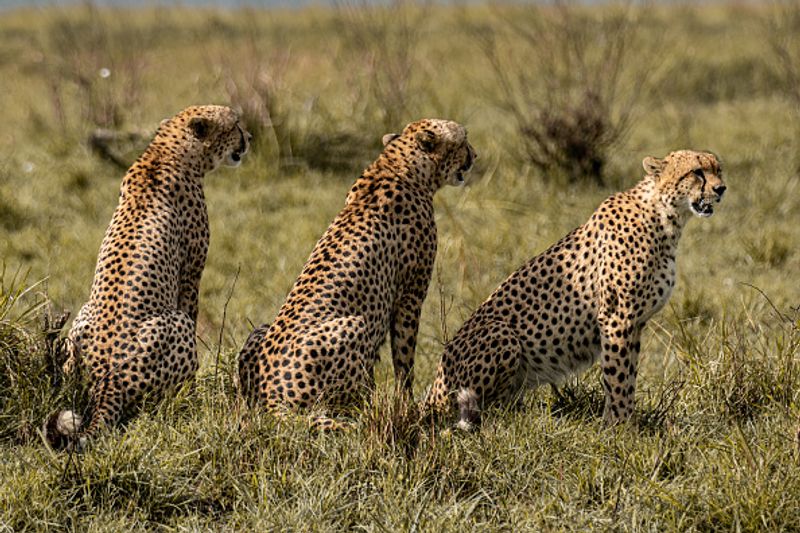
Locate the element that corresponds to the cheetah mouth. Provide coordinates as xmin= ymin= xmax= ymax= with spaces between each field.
xmin=226 ymin=127 xmax=250 ymax=167
xmin=453 ymin=156 xmax=474 ymax=185
xmin=449 ymin=168 xmax=469 ymax=187
xmin=690 ymin=199 xmax=714 ymax=217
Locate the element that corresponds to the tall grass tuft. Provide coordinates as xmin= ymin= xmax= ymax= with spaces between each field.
xmin=0 ymin=268 xmax=73 ymax=444
xmin=359 ymin=384 xmax=421 ymax=461
xmin=673 ymin=293 xmax=800 ymax=422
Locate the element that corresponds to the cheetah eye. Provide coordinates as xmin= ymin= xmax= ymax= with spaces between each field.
xmin=692 ymin=169 xmax=705 ymax=179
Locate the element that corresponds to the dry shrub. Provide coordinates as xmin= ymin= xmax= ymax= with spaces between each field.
xmin=212 ymin=2 xmax=434 ymax=173
xmin=476 ymin=1 xmax=656 ymax=184
xmin=211 ymin=11 xmax=293 ymax=168
xmin=334 ymin=0 xmax=430 ymax=133
xmin=36 ymin=3 xmax=150 ymax=132
xmin=767 ymin=0 xmax=800 ymax=112
xmin=212 ymin=9 xmax=374 ymax=173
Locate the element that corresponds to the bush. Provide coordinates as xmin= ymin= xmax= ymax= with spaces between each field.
xmin=333 ymin=0 xmax=430 ymax=134
xmin=475 ymin=1 xmax=656 ymax=184
xmin=767 ymin=0 xmax=800 ymax=113
xmin=34 ymin=3 xmax=150 ymax=132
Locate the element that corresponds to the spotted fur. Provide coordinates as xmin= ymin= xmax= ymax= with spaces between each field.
xmin=422 ymin=150 xmax=726 ymax=427
xmin=238 ymin=118 xmax=476 ymax=429
xmin=44 ymin=105 xmax=251 ymax=450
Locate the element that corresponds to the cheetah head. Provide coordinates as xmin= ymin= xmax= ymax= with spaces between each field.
xmin=382 ymin=118 xmax=477 ymax=188
xmin=643 ymin=150 xmax=726 ymax=218
xmin=155 ymin=105 xmax=251 ymax=173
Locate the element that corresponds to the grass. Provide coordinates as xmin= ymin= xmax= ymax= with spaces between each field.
xmin=1 ymin=1 xmax=800 ymax=530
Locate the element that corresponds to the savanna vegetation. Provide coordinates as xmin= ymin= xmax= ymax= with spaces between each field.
xmin=1 ymin=1 xmax=799 ymax=530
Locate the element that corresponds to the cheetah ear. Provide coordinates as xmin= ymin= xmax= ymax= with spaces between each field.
xmin=188 ymin=117 xmax=212 ymax=141
xmin=642 ymin=156 xmax=664 ymax=177
xmin=382 ymin=133 xmax=400 ymax=146
xmin=415 ymin=129 xmax=438 ymax=153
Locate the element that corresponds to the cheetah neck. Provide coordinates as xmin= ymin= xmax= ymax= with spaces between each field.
xmin=631 ymin=175 xmax=690 ymax=240
xmin=346 ymin=153 xmax=437 ymax=205
xmin=120 ymin=145 xmax=207 ymax=199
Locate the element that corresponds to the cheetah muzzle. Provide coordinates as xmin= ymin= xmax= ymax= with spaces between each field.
xmin=689 ymin=168 xmax=726 ymax=217
xmin=690 ymin=198 xmax=712 ymax=217
xmin=454 ymin=148 xmax=475 ymax=185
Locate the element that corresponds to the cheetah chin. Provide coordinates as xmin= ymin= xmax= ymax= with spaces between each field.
xmin=690 ymin=199 xmax=714 ymax=217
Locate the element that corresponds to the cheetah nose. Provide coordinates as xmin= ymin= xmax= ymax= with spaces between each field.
xmin=713 ymin=185 xmax=726 ymax=198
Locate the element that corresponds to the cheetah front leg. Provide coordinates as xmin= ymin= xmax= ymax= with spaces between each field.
xmin=598 ymin=312 xmax=642 ymax=425
xmin=390 ymin=281 xmax=429 ymax=396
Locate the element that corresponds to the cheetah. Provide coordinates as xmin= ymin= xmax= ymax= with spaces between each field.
xmin=44 ymin=105 xmax=251 ymax=450
xmin=422 ymin=150 xmax=726 ymax=428
xmin=238 ymin=118 xmax=476 ymax=428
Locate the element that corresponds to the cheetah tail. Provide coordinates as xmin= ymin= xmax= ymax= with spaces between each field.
xmin=310 ymin=415 xmax=352 ymax=432
xmin=42 ymin=410 xmax=86 ymax=452
xmin=456 ymin=388 xmax=481 ymax=432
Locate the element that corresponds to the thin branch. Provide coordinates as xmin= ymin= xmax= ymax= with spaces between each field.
xmin=215 ymin=266 xmax=241 ymax=391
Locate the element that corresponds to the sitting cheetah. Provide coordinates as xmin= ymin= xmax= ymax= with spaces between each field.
xmin=422 ymin=150 xmax=726 ymax=428
xmin=238 ymin=119 xmax=476 ymax=428
xmin=44 ymin=105 xmax=250 ymax=450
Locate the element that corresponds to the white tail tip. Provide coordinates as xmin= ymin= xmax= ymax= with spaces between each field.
xmin=457 ymin=388 xmax=478 ymax=408
xmin=456 ymin=419 xmax=475 ymax=432
xmin=56 ymin=410 xmax=83 ymax=435
xmin=456 ymin=388 xmax=481 ymax=431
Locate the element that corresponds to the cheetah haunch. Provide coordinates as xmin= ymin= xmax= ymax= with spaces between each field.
xmin=238 ymin=118 xmax=476 ymax=429
xmin=423 ymin=150 xmax=726 ymax=428
xmin=44 ymin=105 xmax=250 ymax=450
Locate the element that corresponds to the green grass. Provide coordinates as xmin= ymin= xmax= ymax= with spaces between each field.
xmin=1 ymin=2 xmax=800 ymax=530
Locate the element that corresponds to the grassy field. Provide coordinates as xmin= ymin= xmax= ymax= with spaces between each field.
xmin=1 ymin=1 xmax=800 ymax=530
